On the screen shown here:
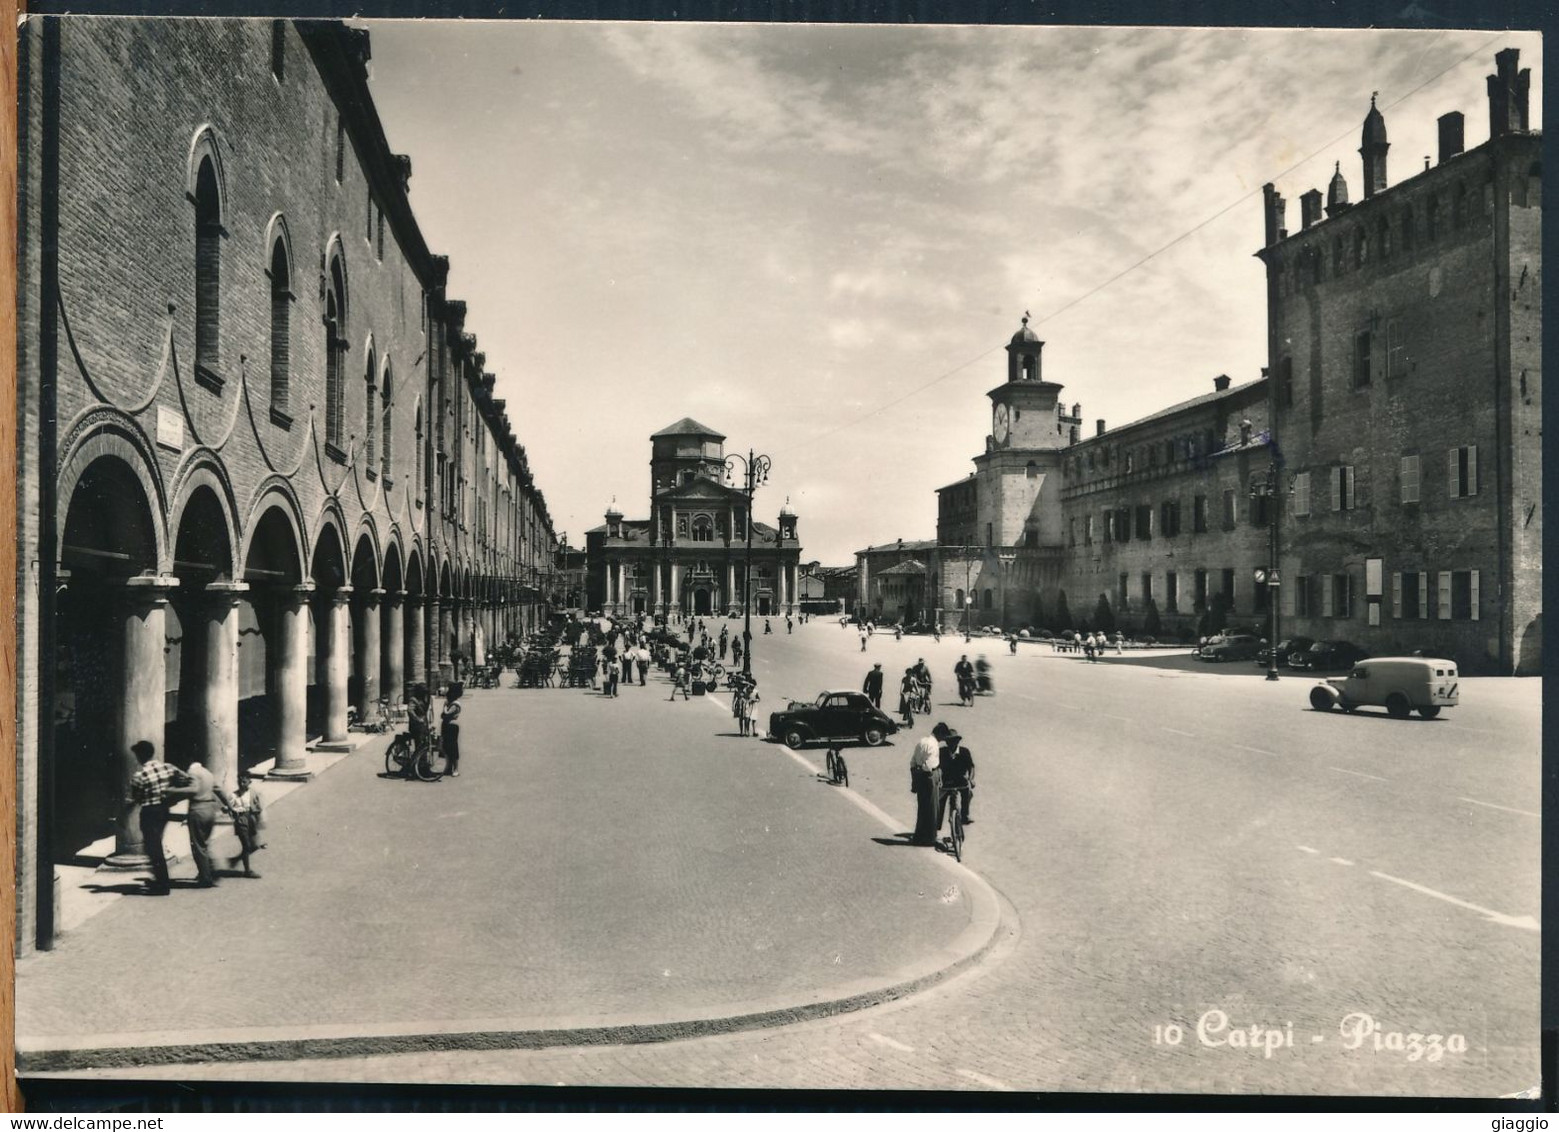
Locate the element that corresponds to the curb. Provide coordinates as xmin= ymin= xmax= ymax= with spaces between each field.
xmin=20 ymin=874 xmax=1004 ymax=1073
xmin=20 ymin=726 xmax=1009 ymax=1074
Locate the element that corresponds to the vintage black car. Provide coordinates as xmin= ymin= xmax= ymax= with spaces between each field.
xmin=1255 ymin=636 xmax=1315 ymax=667
xmin=768 ymin=690 xmax=899 ymax=749
xmin=1288 ymin=639 xmax=1370 ymax=671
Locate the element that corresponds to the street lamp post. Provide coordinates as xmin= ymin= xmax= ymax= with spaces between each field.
xmin=725 ymin=448 xmax=772 ymax=678
xmin=1251 ymin=463 xmax=1282 ymax=682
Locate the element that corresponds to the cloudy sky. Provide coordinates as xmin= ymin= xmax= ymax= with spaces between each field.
xmin=363 ymin=22 xmax=1541 ymax=564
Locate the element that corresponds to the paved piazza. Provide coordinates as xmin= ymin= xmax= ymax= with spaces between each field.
xmin=24 ymin=620 xmax=1539 ymax=1097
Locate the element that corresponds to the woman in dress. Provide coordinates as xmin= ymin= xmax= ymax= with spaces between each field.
xmin=441 ymin=683 xmax=464 ymax=777
xmin=909 ymin=734 xmax=942 ymax=846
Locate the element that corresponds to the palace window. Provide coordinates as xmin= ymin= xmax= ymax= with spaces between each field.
xmin=380 ymin=359 xmax=393 ymax=482
xmin=1399 ymin=455 xmax=1420 ymax=504
xmin=1330 ymin=465 xmax=1356 ymax=511
xmin=1449 ymin=445 xmax=1479 ymax=497
xmin=268 ymin=230 xmax=292 ymax=416
xmin=1192 ymin=494 xmax=1207 ymax=533
xmin=324 ymin=253 xmax=347 ymax=455
xmin=363 ymin=348 xmax=377 ymax=477
xmin=193 ymin=156 xmax=223 ymax=387
xmin=1353 ymin=329 xmax=1373 ymax=388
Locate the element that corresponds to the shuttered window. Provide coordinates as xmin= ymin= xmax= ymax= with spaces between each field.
xmin=1437 ymin=572 xmax=1452 ymax=620
xmin=1399 ymin=455 xmax=1420 ymax=504
xmin=1331 ymin=466 xmax=1355 ymax=511
xmin=1449 ymin=445 xmax=1479 ymax=497
xmin=1293 ymin=473 xmax=1310 ymax=517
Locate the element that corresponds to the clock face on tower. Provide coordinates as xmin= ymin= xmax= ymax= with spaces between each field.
xmin=993 ymin=402 xmax=1010 ymax=444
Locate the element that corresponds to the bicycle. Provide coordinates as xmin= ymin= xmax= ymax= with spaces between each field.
xmin=940 ymin=783 xmax=966 ymax=861
xmin=957 ymin=675 xmax=976 ymax=707
xmin=825 ymin=747 xmax=849 ymax=788
xmin=384 ymin=729 xmax=447 ymax=782
xmin=350 ymin=698 xmax=394 ymax=734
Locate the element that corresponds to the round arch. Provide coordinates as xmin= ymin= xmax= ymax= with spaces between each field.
xmin=349 ymin=517 xmax=382 ymax=590
xmin=56 ymin=408 xmax=170 ymax=573
xmin=168 ymin=452 xmax=241 ymax=576
xmin=238 ymin=479 xmax=308 ymax=583
xmin=185 ymin=124 xmax=230 ymax=221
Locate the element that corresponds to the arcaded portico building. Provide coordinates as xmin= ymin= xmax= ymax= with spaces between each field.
xmin=16 ymin=19 xmax=557 ymax=952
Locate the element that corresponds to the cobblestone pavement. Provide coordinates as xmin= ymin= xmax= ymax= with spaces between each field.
xmin=16 ymin=655 xmax=989 ymax=1055
xmin=44 ymin=624 xmax=1541 ymax=1098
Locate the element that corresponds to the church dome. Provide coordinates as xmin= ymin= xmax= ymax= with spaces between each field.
xmin=1010 ymin=313 xmax=1040 ymax=345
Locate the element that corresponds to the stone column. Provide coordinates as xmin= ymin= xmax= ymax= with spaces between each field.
xmin=105 ymin=575 xmax=178 ymax=865
xmin=358 ymin=588 xmax=383 ymax=712
xmin=727 ymin=562 xmax=737 ymax=614
xmin=318 ymin=586 xmax=353 ymax=750
xmin=653 ymin=562 xmax=662 ymax=614
xmin=203 ymin=581 xmax=248 ymax=795
xmin=442 ymin=600 xmax=457 ymax=681
xmin=269 ymin=583 xmax=314 ymax=780
xmin=384 ymin=590 xmax=405 ymax=704
xmin=427 ymin=596 xmax=442 ymax=682
xmin=778 ymin=562 xmax=788 ymax=612
xmin=618 ymin=564 xmax=628 ymax=616
xmin=670 ymin=562 xmax=683 ymax=614
xmin=405 ymin=594 xmax=425 ymax=687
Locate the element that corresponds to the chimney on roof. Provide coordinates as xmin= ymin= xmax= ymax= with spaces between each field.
xmin=1096 ymin=419 xmax=1106 ymax=437
xmin=1213 ymin=374 xmax=1232 ymax=392
xmin=1438 ymin=112 xmax=1465 ymax=163
xmin=1262 ymin=183 xmax=1287 ymax=246
xmin=1299 ymin=189 xmax=1323 ymax=230
xmin=1488 ymin=48 xmax=1530 ymax=138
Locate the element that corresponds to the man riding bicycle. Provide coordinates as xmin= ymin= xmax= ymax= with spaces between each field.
xmin=933 ymin=721 xmax=975 ymax=831
xmin=954 ymin=655 xmax=976 ymax=705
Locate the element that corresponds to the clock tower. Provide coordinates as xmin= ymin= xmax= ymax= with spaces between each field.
xmin=987 ymin=313 xmax=1068 ymax=453
xmin=942 ymin=313 xmax=1078 ymax=551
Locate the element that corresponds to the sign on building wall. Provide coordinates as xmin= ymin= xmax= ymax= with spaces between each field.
xmin=155 ymin=405 xmax=184 ymax=452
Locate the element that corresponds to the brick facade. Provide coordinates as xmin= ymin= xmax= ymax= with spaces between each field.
xmin=1257 ymin=49 xmax=1540 ymax=674
xmin=16 ymin=19 xmax=558 ymax=954
xmin=1059 ymin=378 xmax=1274 ymax=640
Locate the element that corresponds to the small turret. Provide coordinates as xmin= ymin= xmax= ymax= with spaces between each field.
xmin=1360 ymin=93 xmax=1389 ymax=199
xmin=1326 ymin=162 xmax=1351 ymax=218
xmin=1488 ymin=47 xmax=1531 ymax=138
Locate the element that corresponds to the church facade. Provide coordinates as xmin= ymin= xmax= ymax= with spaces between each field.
xmin=585 ymin=419 xmax=803 ymax=619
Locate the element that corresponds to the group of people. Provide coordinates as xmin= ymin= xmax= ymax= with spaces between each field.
xmin=404 ymin=681 xmax=462 ymax=777
xmin=126 ymin=739 xmax=267 ymax=894
xmin=908 ymin=721 xmax=975 ymax=847
xmin=953 ymin=654 xmax=993 ymax=703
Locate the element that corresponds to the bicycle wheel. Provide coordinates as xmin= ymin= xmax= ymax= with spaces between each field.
xmin=837 ymin=754 xmax=849 ymax=789
xmin=385 ymin=734 xmax=409 ymax=777
xmin=825 ymin=750 xmax=838 ymax=781
xmin=947 ymin=802 xmax=963 ymax=862
xmin=416 ymin=736 xmax=447 ymax=781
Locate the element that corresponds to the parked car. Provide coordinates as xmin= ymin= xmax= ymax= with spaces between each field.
xmin=1199 ymin=633 xmax=1263 ymax=662
xmin=1289 ymin=639 xmax=1370 ymax=671
xmin=768 ymin=690 xmax=900 ymax=750
xmin=1308 ymin=656 xmax=1459 ymax=719
xmin=1255 ymin=636 xmax=1315 ymax=668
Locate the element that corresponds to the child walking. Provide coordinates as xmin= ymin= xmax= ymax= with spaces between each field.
xmin=226 ymin=772 xmax=265 ymax=878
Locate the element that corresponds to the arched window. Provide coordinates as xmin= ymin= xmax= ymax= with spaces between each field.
xmin=1377 ymin=216 xmax=1391 ymax=260
xmin=1333 ymin=236 xmax=1346 ymax=275
xmin=194 ymin=156 xmax=223 ymax=385
xmin=955 ymin=588 xmax=965 ymax=609
xmin=414 ymin=400 xmax=423 ymax=501
xmin=1354 ymin=227 xmax=1368 ymax=267
xmin=1452 ymin=182 xmax=1467 ymax=228
xmin=983 ymin=588 xmax=993 ymax=610
xmin=1400 ymin=205 xmax=1415 ymax=253
xmin=268 ymin=233 xmax=291 ymax=415
xmin=380 ymin=359 xmax=393 ymax=482
xmin=324 ymin=254 xmax=347 ymax=452
xmin=363 ymin=347 xmax=377 ymax=476
xmin=691 ymin=515 xmax=714 ymax=542
xmin=1426 ymin=192 xmax=1440 ymax=239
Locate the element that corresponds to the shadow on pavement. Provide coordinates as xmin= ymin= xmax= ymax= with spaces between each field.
xmin=871 ymin=835 xmax=924 ymax=848
xmin=80 ymin=883 xmax=158 ymax=897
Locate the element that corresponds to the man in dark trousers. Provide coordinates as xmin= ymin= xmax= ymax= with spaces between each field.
xmin=863 ymin=662 xmax=885 ymax=708
xmin=933 ymin=721 xmax=975 ymax=829
xmin=125 ymin=740 xmax=192 ymax=895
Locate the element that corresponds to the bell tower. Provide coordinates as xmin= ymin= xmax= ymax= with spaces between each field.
xmin=988 ymin=313 xmax=1068 ymax=452
xmin=962 ymin=313 xmax=1075 ymax=551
